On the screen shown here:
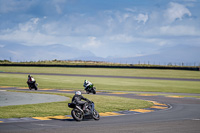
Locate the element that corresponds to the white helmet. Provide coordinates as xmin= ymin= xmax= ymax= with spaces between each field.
xmin=75 ymin=91 xmax=81 ymax=95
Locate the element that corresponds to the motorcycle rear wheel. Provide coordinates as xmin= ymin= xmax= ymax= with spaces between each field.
xmin=71 ymin=109 xmax=84 ymax=121
xmin=34 ymin=85 xmax=38 ymax=90
xmin=92 ymin=87 xmax=96 ymax=94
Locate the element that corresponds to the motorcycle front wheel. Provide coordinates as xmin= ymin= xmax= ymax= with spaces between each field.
xmin=93 ymin=109 xmax=100 ymax=120
xmin=71 ymin=109 xmax=84 ymax=121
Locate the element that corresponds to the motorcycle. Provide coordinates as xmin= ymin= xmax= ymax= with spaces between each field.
xmin=27 ymin=81 xmax=38 ymax=90
xmin=68 ymin=101 xmax=100 ymax=121
xmin=85 ymin=84 xmax=96 ymax=94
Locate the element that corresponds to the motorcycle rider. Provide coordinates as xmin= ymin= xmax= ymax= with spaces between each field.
xmin=72 ymin=91 xmax=90 ymax=112
xmin=27 ymin=75 xmax=36 ymax=89
xmin=83 ymin=80 xmax=93 ymax=91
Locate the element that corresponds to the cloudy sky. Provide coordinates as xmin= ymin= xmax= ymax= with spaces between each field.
xmin=0 ymin=0 xmax=200 ymax=62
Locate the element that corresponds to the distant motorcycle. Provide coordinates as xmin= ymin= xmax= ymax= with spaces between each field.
xmin=85 ymin=85 xmax=96 ymax=94
xmin=68 ymin=101 xmax=100 ymax=121
xmin=27 ymin=75 xmax=38 ymax=90
xmin=27 ymin=81 xmax=38 ymax=90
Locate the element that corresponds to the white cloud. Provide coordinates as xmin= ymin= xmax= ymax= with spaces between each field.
xmin=84 ymin=36 xmax=102 ymax=48
xmin=0 ymin=0 xmax=199 ymax=60
xmin=108 ymin=34 xmax=170 ymax=47
xmin=143 ymin=24 xmax=200 ymax=38
xmin=18 ymin=18 xmax=40 ymax=32
xmin=114 ymin=11 xmax=131 ymax=23
xmin=0 ymin=16 xmax=104 ymax=48
xmin=0 ymin=17 xmax=69 ymax=46
xmin=164 ymin=2 xmax=192 ymax=23
xmin=109 ymin=34 xmax=135 ymax=43
xmin=135 ymin=13 xmax=148 ymax=24
xmin=160 ymin=25 xmax=200 ymax=36
xmin=103 ymin=10 xmax=149 ymax=25
xmin=125 ymin=8 xmax=136 ymax=13
xmin=42 ymin=22 xmax=59 ymax=35
xmin=73 ymin=24 xmax=103 ymax=36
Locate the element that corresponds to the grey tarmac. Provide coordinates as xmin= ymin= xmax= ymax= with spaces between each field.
xmin=0 ymin=87 xmax=200 ymax=133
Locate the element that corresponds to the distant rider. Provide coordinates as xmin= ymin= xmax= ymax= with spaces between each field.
xmin=72 ymin=91 xmax=90 ymax=111
xmin=83 ymin=80 xmax=93 ymax=91
xmin=27 ymin=75 xmax=36 ymax=89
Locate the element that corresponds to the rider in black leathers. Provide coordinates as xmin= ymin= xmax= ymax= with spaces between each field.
xmin=72 ymin=91 xmax=90 ymax=111
xmin=27 ymin=75 xmax=36 ymax=90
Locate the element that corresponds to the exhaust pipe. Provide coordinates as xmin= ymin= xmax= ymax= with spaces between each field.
xmin=76 ymin=106 xmax=84 ymax=113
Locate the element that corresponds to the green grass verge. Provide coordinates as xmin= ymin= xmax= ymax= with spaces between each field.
xmin=0 ymin=91 xmax=153 ymax=118
xmin=0 ymin=66 xmax=200 ymax=79
xmin=1 ymin=73 xmax=200 ymax=93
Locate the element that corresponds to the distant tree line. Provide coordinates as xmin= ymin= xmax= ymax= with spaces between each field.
xmin=0 ymin=60 xmax=11 ymax=62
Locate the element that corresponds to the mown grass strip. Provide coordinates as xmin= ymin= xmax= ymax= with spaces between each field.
xmin=1 ymin=74 xmax=200 ymax=93
xmin=1 ymin=66 xmax=200 ymax=79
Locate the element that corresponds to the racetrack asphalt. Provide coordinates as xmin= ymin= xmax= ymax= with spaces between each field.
xmin=0 ymin=87 xmax=200 ymax=133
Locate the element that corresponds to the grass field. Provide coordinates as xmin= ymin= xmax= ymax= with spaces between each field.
xmin=0 ymin=91 xmax=153 ymax=118
xmin=0 ymin=66 xmax=200 ymax=79
xmin=0 ymin=73 xmax=200 ymax=93
xmin=0 ymin=66 xmax=199 ymax=118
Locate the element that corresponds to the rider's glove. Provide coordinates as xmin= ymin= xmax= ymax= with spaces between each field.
xmin=87 ymin=99 xmax=90 ymax=102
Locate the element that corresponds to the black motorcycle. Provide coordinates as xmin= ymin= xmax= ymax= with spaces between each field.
xmin=85 ymin=85 xmax=96 ymax=94
xmin=27 ymin=81 xmax=38 ymax=90
xmin=68 ymin=101 xmax=100 ymax=121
